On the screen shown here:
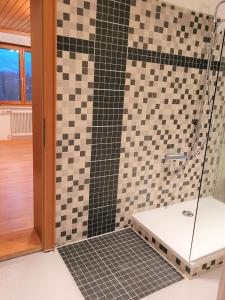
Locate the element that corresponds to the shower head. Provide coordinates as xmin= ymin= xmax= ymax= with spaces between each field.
xmin=216 ymin=21 xmax=225 ymax=35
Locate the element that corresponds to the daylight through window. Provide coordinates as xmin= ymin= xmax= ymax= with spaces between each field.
xmin=0 ymin=44 xmax=32 ymax=105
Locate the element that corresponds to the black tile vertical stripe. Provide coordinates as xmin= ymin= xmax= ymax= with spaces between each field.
xmin=87 ymin=0 xmax=132 ymax=237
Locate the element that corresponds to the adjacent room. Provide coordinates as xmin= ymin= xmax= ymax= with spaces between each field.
xmin=0 ymin=0 xmax=40 ymax=259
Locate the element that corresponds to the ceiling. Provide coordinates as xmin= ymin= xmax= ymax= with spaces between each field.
xmin=0 ymin=0 xmax=30 ymax=35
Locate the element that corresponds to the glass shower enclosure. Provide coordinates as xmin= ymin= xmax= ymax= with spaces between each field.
xmin=190 ymin=25 xmax=225 ymax=263
xmin=131 ymin=2 xmax=225 ymax=279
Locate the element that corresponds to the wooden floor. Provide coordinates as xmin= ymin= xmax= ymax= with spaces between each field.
xmin=0 ymin=139 xmax=33 ymax=234
xmin=0 ymin=139 xmax=41 ymax=259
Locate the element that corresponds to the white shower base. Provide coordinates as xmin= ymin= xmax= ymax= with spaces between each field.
xmin=132 ymin=197 xmax=225 ymax=277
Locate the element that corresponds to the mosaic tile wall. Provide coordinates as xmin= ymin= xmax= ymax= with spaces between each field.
xmin=56 ymin=0 xmax=225 ymax=244
xmin=200 ymin=73 xmax=225 ymax=196
xmin=213 ymin=132 xmax=225 ymax=202
xmin=116 ymin=61 xmax=207 ymax=228
xmin=199 ymin=38 xmax=225 ymax=198
xmin=56 ymin=50 xmax=95 ymax=243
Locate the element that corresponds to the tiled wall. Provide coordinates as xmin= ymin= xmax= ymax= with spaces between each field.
xmin=200 ymin=74 xmax=225 ymax=197
xmin=56 ymin=0 xmax=224 ymax=245
xmin=214 ymin=141 xmax=225 ymax=202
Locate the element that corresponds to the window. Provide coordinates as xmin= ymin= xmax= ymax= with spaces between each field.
xmin=24 ymin=51 xmax=32 ymax=102
xmin=0 ymin=44 xmax=32 ymax=105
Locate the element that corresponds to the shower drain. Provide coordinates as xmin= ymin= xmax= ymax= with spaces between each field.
xmin=182 ymin=210 xmax=194 ymax=217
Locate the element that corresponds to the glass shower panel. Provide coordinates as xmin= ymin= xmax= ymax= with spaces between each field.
xmin=214 ymin=130 xmax=225 ymax=203
xmin=190 ymin=38 xmax=225 ymax=262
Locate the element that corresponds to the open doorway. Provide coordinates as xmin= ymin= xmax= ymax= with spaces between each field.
xmin=0 ymin=0 xmax=56 ymax=260
xmin=0 ymin=0 xmax=40 ymax=258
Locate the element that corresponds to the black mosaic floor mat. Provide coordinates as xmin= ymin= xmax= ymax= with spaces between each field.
xmin=58 ymin=228 xmax=183 ymax=300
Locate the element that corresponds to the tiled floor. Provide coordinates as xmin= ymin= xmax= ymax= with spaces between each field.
xmin=143 ymin=268 xmax=222 ymax=300
xmin=0 ymin=249 xmax=221 ymax=300
xmin=0 ymin=251 xmax=83 ymax=300
xmin=58 ymin=229 xmax=183 ymax=300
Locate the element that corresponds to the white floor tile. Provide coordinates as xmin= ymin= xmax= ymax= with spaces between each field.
xmin=0 ymin=251 xmax=84 ymax=300
xmin=142 ymin=268 xmax=222 ymax=300
xmin=0 ymin=250 xmax=222 ymax=300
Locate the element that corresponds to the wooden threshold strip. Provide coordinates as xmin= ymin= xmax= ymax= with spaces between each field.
xmin=0 ymin=228 xmax=42 ymax=261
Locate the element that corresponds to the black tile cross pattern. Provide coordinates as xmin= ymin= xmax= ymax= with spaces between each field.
xmin=58 ymin=229 xmax=183 ymax=300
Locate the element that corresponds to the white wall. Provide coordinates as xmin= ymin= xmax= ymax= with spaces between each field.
xmin=164 ymin=0 xmax=225 ymax=18
xmin=0 ymin=32 xmax=31 ymax=46
xmin=0 ymin=111 xmax=11 ymax=140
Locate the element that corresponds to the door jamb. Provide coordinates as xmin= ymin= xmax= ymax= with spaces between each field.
xmin=30 ymin=0 xmax=56 ymax=251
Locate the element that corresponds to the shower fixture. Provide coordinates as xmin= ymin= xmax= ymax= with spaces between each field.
xmin=214 ymin=1 xmax=225 ymax=23
xmin=216 ymin=21 xmax=225 ymax=35
xmin=165 ymin=154 xmax=188 ymax=161
xmin=166 ymin=1 xmax=225 ymax=174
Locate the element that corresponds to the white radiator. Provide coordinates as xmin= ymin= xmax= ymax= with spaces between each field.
xmin=10 ymin=111 xmax=32 ymax=138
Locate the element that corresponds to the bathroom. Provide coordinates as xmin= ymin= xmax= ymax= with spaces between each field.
xmin=0 ymin=0 xmax=225 ymax=299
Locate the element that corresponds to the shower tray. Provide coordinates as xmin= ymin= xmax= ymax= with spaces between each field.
xmin=132 ymin=197 xmax=225 ymax=278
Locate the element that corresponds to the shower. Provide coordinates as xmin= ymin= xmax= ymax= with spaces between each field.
xmin=166 ymin=0 xmax=225 ymax=175
xmin=133 ymin=2 xmax=225 ymax=280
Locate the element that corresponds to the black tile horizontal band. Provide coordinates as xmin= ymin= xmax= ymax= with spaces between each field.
xmin=128 ymin=47 xmax=220 ymax=71
xmin=57 ymin=35 xmax=221 ymax=71
xmin=57 ymin=35 xmax=94 ymax=55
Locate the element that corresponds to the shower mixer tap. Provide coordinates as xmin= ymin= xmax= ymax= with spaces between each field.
xmin=165 ymin=154 xmax=189 ymax=161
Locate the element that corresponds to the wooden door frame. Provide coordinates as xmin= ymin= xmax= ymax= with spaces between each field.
xmin=30 ymin=0 xmax=56 ymax=250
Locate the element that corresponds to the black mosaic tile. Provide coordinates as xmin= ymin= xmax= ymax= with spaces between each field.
xmin=127 ymin=47 xmax=220 ymax=71
xmin=96 ymin=0 xmax=131 ymax=26
xmin=79 ymin=275 xmax=130 ymax=300
xmin=115 ymin=261 xmax=182 ymax=300
xmin=89 ymin=174 xmax=119 ymax=207
xmin=88 ymin=205 xmax=117 ymax=235
xmin=89 ymin=159 xmax=120 ymax=178
xmin=58 ymin=229 xmax=183 ymax=300
xmin=57 ymin=36 xmax=94 ymax=54
xmin=58 ymin=243 xmax=111 ymax=287
xmin=87 ymin=0 xmax=132 ymax=237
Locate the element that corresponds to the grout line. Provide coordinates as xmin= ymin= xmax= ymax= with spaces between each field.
xmin=85 ymin=233 xmax=132 ymax=299
xmin=85 ymin=229 xmax=182 ymax=298
xmin=131 ymin=228 xmax=185 ymax=278
xmin=58 ymin=229 xmax=184 ymax=300
xmin=56 ymin=227 xmax=129 ymax=248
